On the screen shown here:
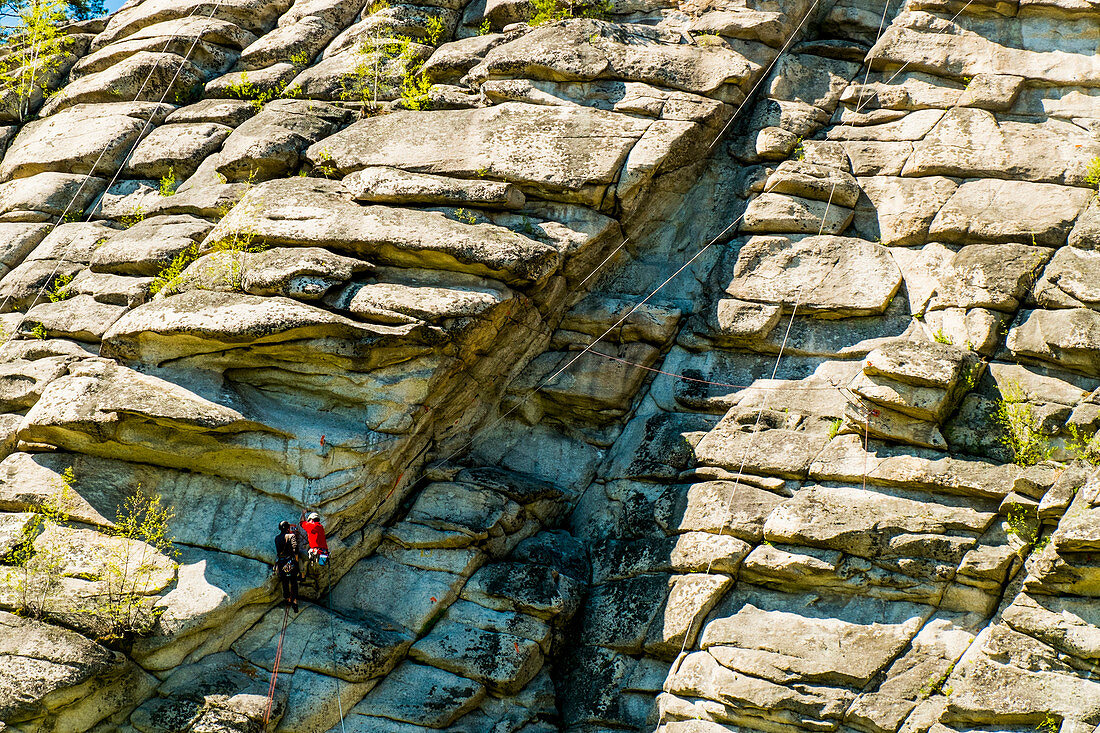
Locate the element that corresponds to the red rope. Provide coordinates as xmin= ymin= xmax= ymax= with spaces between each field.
xmin=263 ymin=605 xmax=291 ymax=727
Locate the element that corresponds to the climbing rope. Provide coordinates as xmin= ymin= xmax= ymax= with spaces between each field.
xmin=263 ymin=604 xmax=291 ymax=727
xmin=656 ymin=179 xmax=840 ymax=728
xmin=325 ymin=588 xmax=348 ymax=733
xmin=0 ymin=0 xmax=227 ymax=332
xmin=587 ymin=349 xmax=847 ymax=392
xmin=851 ymin=0 xmax=981 ymax=114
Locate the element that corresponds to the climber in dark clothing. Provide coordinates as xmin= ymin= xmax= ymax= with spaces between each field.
xmin=274 ymin=520 xmax=300 ymax=612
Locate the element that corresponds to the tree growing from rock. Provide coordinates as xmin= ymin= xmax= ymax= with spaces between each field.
xmin=0 ymin=0 xmax=105 ymax=121
xmin=0 ymin=467 xmax=75 ymax=619
xmin=96 ymin=485 xmax=177 ymax=641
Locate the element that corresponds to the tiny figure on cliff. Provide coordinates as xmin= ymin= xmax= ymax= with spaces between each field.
xmin=274 ymin=520 xmax=300 ymax=612
xmin=300 ymin=511 xmax=329 ymax=578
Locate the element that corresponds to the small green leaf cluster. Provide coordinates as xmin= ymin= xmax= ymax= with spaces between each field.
xmin=119 ymin=205 xmax=146 ymax=229
xmin=1086 ymin=158 xmax=1100 ymax=195
xmin=46 ymin=272 xmax=73 ymax=302
xmin=158 ymin=167 xmax=179 ymax=197
xmin=453 ymin=208 xmax=478 ymax=224
xmin=529 ymin=0 xmax=612 ymax=25
xmin=225 ymin=71 xmax=302 ymax=112
xmin=918 ymin=663 xmax=954 ymax=699
xmin=0 ymin=467 xmax=75 ymax=619
xmin=1065 ymin=423 xmax=1100 ymax=466
xmin=993 ymin=380 xmax=1054 ymax=467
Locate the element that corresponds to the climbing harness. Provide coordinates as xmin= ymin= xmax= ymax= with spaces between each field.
xmin=263 ymin=604 xmax=292 ymax=727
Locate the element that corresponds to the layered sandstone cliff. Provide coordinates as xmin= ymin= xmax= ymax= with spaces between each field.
xmin=0 ymin=0 xmax=1099 ymax=730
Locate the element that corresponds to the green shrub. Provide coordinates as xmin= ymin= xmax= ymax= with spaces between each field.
xmin=96 ymin=485 xmax=176 ymax=641
xmin=529 ymin=0 xmax=612 ymax=26
xmin=46 ymin=272 xmax=73 ymax=302
xmin=1066 ymin=423 xmax=1100 ymax=466
xmin=158 ymin=167 xmax=178 ymax=197
xmin=425 ymin=15 xmax=446 ymax=45
xmin=1035 ymin=714 xmax=1061 ymax=733
xmin=342 ymin=34 xmax=435 ymax=114
xmin=150 ymin=202 xmax=265 ymax=295
xmin=0 ymin=0 xmax=67 ymax=122
xmin=452 ymin=208 xmax=478 ymax=224
xmin=0 ymin=467 xmax=75 ymax=619
xmin=119 ymin=205 xmax=146 ymax=229
xmin=993 ymin=380 xmax=1053 ymax=467
xmin=933 ymin=328 xmax=953 ymax=345
xmin=225 ymin=71 xmax=299 ymax=111
xmin=1086 ymin=158 xmax=1100 ymax=194
xmin=1005 ymin=505 xmax=1040 ymax=546
xmin=148 ymin=243 xmax=199 ymax=296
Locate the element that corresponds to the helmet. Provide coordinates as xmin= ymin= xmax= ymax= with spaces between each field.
xmin=307 ymin=512 xmax=320 ymax=522
xmin=279 ymin=521 xmax=291 ymax=532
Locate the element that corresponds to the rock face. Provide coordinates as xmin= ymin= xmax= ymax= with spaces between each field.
xmin=1 ymin=0 xmax=1099 ymax=730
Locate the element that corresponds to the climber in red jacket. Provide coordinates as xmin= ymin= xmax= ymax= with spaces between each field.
xmin=299 ymin=511 xmax=329 ymax=578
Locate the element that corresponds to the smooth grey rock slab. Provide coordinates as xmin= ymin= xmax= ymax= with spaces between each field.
xmin=725 ymin=235 xmax=902 ymax=317
xmin=305 ymin=102 xmax=655 ymax=206
xmin=1033 ymin=246 xmax=1100 ymax=311
xmin=409 ymin=619 xmax=543 ymax=694
xmin=763 ymin=483 xmax=992 ymax=560
xmin=764 ymin=159 xmax=860 ymax=207
xmin=461 ymin=561 xmax=584 ymax=622
xmin=22 ymin=294 xmax=127 ymax=343
xmin=1008 ymin=308 xmax=1100 ymax=377
xmin=928 ymin=243 xmax=1053 ymax=313
xmin=126 ymin=122 xmax=233 ymax=180
xmin=165 ymin=98 xmax=257 ymax=127
xmin=90 ymin=213 xmax=211 ymax=276
xmin=0 ymin=102 xmax=174 ymax=182
xmin=0 ymin=172 xmax=107 ymax=222
xmin=349 ymin=661 xmax=485 ymax=728
xmin=330 ymin=553 xmax=464 ymax=635
xmin=700 ymin=586 xmax=931 ymax=687
xmin=342 ymin=166 xmax=525 ymax=209
xmin=466 ymin=18 xmax=758 ymax=96
xmin=929 ymin=179 xmax=1091 ymax=246
xmin=204 ymin=178 xmax=561 ymax=286
xmin=853 ymin=175 xmax=956 ymax=246
xmin=234 ymin=604 xmax=410 ymax=683
xmin=654 ymin=480 xmax=786 ymax=542
xmin=740 ymin=192 xmax=854 ymax=235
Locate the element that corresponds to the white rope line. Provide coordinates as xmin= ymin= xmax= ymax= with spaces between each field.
xmin=854 ymin=0 xmax=894 ymax=113
xmin=852 ymin=0 xmax=980 ymax=114
xmin=654 ymin=178 xmax=839 ymax=730
xmin=0 ymin=1 xmax=223 ymax=337
xmin=573 ymin=0 xmax=822 ymax=293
